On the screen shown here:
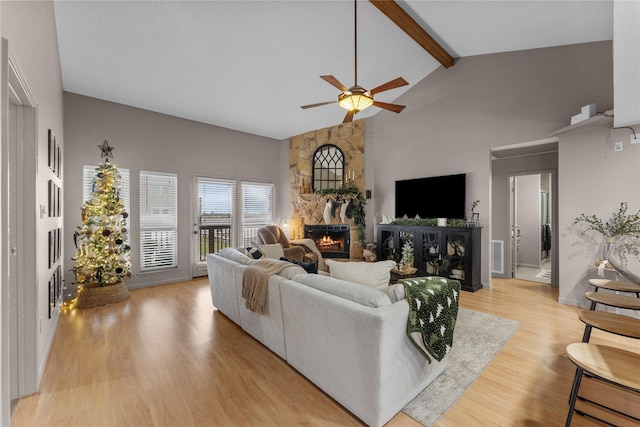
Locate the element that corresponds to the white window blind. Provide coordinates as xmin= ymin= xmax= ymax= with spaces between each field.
xmin=140 ymin=171 xmax=178 ymax=271
xmin=241 ymin=182 xmax=273 ymax=247
xmin=197 ymin=178 xmax=236 ymax=259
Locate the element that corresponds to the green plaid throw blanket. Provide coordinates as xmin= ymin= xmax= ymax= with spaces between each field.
xmin=400 ymin=276 xmax=461 ymax=362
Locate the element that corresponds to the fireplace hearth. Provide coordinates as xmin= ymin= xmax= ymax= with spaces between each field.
xmin=304 ymin=224 xmax=350 ymax=258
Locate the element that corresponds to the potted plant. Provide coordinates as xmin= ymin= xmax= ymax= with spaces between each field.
xmin=574 ymin=202 xmax=640 ymax=265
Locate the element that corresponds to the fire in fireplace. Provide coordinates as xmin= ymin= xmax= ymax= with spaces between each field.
xmin=304 ymin=224 xmax=350 ymax=258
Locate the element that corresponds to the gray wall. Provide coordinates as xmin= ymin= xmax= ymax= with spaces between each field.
xmin=1 ymin=0 xmax=65 ymax=397
xmin=558 ymin=124 xmax=640 ymax=310
xmin=63 ymin=93 xmax=284 ymax=292
xmin=365 ymin=41 xmax=613 ymax=287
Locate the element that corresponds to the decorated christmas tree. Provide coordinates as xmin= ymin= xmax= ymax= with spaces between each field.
xmin=71 ymin=141 xmax=131 ymax=307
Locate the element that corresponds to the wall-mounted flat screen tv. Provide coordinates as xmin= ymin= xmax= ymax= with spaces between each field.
xmin=395 ymin=173 xmax=466 ymax=219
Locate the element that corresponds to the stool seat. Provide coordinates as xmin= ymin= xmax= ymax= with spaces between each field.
xmin=585 ymin=292 xmax=640 ymax=311
xmin=579 ymin=310 xmax=640 ymax=340
xmin=589 ymin=279 xmax=640 ymax=294
xmin=566 ymin=343 xmax=640 ymax=392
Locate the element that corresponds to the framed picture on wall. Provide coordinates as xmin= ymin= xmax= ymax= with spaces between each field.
xmin=48 ymin=129 xmax=55 ymax=171
xmin=48 ymin=230 xmax=53 ymax=268
xmin=56 ymin=145 xmax=62 ymax=178
xmin=48 ymin=275 xmax=55 ymax=318
xmin=55 ymin=185 xmax=61 ymax=217
xmin=56 ymin=228 xmax=61 ymax=263
xmin=55 ymin=265 xmax=63 ymax=305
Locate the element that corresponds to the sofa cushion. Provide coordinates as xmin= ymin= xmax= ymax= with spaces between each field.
xmin=293 ymin=274 xmax=391 ymax=308
xmin=278 ymin=265 xmax=307 ymax=280
xmin=326 ymin=259 xmax=396 ymax=290
xmin=280 ymin=257 xmax=318 ymax=274
xmin=385 ymin=282 xmax=407 ymax=303
xmin=217 ymin=248 xmax=252 ymax=265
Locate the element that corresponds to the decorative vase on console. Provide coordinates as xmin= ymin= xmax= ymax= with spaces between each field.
xmin=574 ymin=202 xmax=640 ymax=277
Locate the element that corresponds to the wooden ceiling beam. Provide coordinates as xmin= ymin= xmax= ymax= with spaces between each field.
xmin=369 ymin=0 xmax=454 ymax=68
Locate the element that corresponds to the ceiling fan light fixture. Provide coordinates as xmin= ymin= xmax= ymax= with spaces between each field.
xmin=338 ymin=90 xmax=373 ymax=112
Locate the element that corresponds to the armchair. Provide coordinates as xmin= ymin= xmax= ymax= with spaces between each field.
xmin=257 ymin=225 xmax=305 ymax=263
xmin=257 ymin=225 xmax=320 ymax=266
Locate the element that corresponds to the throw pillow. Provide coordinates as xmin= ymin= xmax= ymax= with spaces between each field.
xmin=280 ymin=257 xmax=318 ymax=274
xmin=245 ymin=246 xmax=264 ymax=259
xmin=385 ymin=283 xmax=407 ymax=303
xmin=257 ymin=243 xmax=285 ymax=260
xmin=325 ymin=259 xmax=396 ymax=290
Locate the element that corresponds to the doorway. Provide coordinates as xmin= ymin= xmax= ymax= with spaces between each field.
xmin=510 ymin=172 xmax=553 ymax=284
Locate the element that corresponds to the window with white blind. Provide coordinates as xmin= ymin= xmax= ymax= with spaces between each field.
xmin=197 ymin=178 xmax=236 ymax=260
xmin=140 ymin=171 xmax=178 ymax=271
xmin=83 ymin=165 xmax=130 ymax=242
xmin=241 ymin=182 xmax=274 ymax=247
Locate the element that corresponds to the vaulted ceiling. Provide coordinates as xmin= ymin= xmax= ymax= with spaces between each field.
xmin=53 ymin=1 xmax=614 ymax=140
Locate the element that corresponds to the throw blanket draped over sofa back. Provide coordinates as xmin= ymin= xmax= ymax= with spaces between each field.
xmin=242 ymin=259 xmax=293 ymax=314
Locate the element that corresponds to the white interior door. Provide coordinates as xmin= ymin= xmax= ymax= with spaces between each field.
xmin=4 ymin=46 xmax=39 ymax=403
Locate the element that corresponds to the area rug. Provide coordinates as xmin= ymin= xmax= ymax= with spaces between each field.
xmin=402 ymin=307 xmax=520 ymax=426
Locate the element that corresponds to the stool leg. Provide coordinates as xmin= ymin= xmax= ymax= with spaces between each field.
xmin=566 ymin=367 xmax=583 ymax=427
xmin=589 ymin=300 xmax=597 ymax=310
xmin=581 ymin=325 xmax=593 ymax=342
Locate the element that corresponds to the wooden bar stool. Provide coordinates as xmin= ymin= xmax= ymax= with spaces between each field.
xmin=589 ymin=278 xmax=640 ymax=298
xmin=578 ymin=310 xmax=640 ymax=342
xmin=584 ymin=292 xmax=640 ymax=311
xmin=565 ymin=343 xmax=640 ymax=426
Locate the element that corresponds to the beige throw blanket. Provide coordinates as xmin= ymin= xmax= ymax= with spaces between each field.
xmin=291 ymin=238 xmax=326 ymax=271
xmin=242 ymin=259 xmax=292 ymax=314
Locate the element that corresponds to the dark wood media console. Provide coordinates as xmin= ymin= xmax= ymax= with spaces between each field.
xmin=377 ymin=224 xmax=482 ymax=292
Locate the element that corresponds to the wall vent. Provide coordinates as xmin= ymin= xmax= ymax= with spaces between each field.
xmin=491 ymin=240 xmax=504 ymax=274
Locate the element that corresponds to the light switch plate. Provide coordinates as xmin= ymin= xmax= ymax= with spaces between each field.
xmin=614 ymin=141 xmax=624 ymax=152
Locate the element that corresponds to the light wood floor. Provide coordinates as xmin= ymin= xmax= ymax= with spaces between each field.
xmin=11 ymin=277 xmax=640 ymax=427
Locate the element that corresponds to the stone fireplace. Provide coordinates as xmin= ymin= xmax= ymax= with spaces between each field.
xmin=289 ymin=121 xmax=365 ymax=259
xmin=304 ymin=224 xmax=350 ymax=258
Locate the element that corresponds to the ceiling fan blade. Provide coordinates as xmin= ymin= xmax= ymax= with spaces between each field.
xmin=372 ymin=101 xmax=405 ymax=113
xmin=301 ymin=101 xmax=337 ymax=109
xmin=321 ymin=75 xmax=349 ymax=92
xmin=370 ymin=77 xmax=409 ymax=95
xmin=343 ymin=110 xmax=355 ymax=123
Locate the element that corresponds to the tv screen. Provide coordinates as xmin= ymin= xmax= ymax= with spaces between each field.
xmin=395 ymin=174 xmax=466 ymax=219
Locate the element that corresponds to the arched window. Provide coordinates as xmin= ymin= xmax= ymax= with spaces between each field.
xmin=312 ymin=144 xmax=344 ymax=191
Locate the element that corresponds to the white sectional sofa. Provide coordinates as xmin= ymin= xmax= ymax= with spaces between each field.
xmin=206 ymin=248 xmax=454 ymax=427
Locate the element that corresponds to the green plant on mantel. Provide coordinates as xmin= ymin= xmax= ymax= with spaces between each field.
xmin=315 ymin=185 xmax=366 ymax=246
xmin=392 ymin=218 xmax=466 ymax=227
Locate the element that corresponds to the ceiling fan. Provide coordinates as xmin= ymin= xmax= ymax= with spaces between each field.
xmin=300 ymin=0 xmax=409 ymax=123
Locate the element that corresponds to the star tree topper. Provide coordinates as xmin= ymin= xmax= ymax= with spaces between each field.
xmin=98 ymin=140 xmax=115 ymax=158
